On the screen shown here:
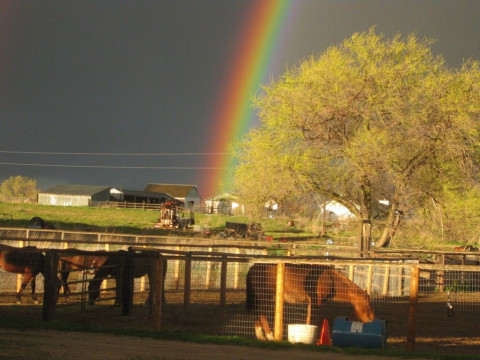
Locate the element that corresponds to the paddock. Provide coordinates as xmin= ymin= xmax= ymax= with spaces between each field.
xmin=0 ymin=228 xmax=479 ymax=356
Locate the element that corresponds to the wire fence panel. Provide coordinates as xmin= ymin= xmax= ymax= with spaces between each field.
xmin=0 ymin=241 xmax=479 ymax=356
xmin=413 ymin=268 xmax=480 ymax=352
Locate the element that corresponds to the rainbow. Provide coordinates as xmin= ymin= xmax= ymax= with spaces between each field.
xmin=200 ymin=0 xmax=294 ymax=198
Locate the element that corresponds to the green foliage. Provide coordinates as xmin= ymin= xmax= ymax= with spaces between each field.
xmin=235 ymin=28 xmax=480 ymax=247
xmin=445 ymin=282 xmax=473 ymax=293
xmin=440 ymin=186 xmax=480 ymax=243
xmin=0 ymin=175 xmax=38 ymax=203
xmin=412 ymin=184 xmax=480 ymax=246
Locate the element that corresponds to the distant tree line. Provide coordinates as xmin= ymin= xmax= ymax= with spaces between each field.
xmin=0 ymin=175 xmax=38 ymax=203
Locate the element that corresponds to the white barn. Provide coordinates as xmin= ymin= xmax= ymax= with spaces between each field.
xmin=38 ymin=185 xmax=111 ymax=207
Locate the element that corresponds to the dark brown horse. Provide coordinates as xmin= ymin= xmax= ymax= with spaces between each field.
xmin=59 ymin=252 xmax=109 ymax=295
xmin=454 ymin=245 xmax=479 ymax=252
xmin=88 ymin=253 xmax=167 ymax=305
xmin=246 ymin=263 xmax=375 ymax=340
xmin=0 ymin=244 xmax=45 ymax=303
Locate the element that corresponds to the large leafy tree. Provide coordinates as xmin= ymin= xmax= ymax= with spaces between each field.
xmin=235 ymin=29 xmax=480 ymax=248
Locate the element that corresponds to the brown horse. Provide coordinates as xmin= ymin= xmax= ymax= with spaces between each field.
xmin=454 ymin=245 xmax=479 ymax=252
xmin=59 ymin=252 xmax=109 ymax=295
xmin=88 ymin=253 xmax=167 ymax=305
xmin=246 ymin=263 xmax=375 ymax=340
xmin=0 ymin=244 xmax=46 ymax=303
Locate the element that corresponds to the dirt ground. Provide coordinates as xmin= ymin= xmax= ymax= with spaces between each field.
xmin=0 ymin=328 xmax=429 ymax=360
xmin=0 ymin=289 xmax=479 ymax=358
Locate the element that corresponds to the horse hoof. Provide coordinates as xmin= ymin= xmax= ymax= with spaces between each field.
xmin=16 ymin=300 xmax=21 ymax=305
xmin=33 ymin=300 xmax=39 ymax=305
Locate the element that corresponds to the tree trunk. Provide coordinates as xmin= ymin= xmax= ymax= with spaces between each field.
xmin=358 ymin=219 xmax=372 ymax=257
xmin=357 ymin=180 xmax=373 ymax=256
xmin=376 ymin=201 xmax=403 ymax=247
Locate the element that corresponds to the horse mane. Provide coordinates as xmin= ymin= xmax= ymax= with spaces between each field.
xmin=325 ymin=268 xmax=369 ymax=302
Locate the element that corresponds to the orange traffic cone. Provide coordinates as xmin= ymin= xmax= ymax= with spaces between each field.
xmin=316 ymin=318 xmax=332 ymax=346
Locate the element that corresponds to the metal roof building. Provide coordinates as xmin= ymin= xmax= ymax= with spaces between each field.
xmin=144 ymin=183 xmax=201 ymax=209
xmin=110 ymin=188 xmax=174 ymax=204
xmin=38 ymin=185 xmax=111 ymax=207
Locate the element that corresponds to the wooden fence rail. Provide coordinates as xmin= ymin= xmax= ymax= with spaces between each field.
xmin=1 ymin=237 xmax=480 ymax=353
xmin=92 ymin=201 xmax=164 ymax=211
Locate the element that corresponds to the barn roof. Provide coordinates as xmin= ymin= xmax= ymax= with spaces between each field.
xmin=41 ymin=184 xmax=110 ymax=196
xmin=144 ymin=183 xmax=198 ymax=198
xmin=119 ymin=189 xmax=174 ymax=200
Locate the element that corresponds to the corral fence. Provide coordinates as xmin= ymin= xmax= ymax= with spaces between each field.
xmin=91 ymin=201 xmax=165 ymax=211
xmin=0 ymin=232 xmax=479 ymax=355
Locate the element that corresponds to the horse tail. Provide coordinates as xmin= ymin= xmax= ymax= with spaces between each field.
xmin=246 ymin=265 xmax=256 ymax=314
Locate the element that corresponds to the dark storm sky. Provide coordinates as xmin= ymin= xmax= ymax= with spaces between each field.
xmin=1 ymin=0 xmax=479 ymax=195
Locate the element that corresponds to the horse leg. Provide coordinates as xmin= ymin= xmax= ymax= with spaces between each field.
xmin=61 ymin=270 xmax=71 ymax=296
xmin=16 ymin=273 xmax=33 ymax=304
xmin=114 ymin=274 xmax=122 ymax=306
xmin=306 ymin=297 xmax=312 ymax=325
xmin=16 ymin=282 xmax=25 ymax=304
xmin=30 ymin=276 xmax=39 ymax=304
xmin=256 ymin=314 xmax=274 ymax=341
xmin=254 ymin=319 xmax=266 ymax=341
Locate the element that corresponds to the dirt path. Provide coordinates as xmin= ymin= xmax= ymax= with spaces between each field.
xmin=0 ymin=329 xmax=430 ymax=360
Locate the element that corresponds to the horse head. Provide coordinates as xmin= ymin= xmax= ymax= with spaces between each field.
xmin=353 ymin=291 xmax=375 ymax=322
xmin=88 ymin=277 xmax=102 ymax=304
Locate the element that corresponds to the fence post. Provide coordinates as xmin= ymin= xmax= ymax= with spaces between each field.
xmin=122 ymin=251 xmax=134 ymax=316
xmin=233 ymin=248 xmax=240 ymax=289
xmin=274 ymin=262 xmax=285 ymax=341
xmin=382 ymin=265 xmax=390 ymax=296
xmin=348 ymin=264 xmax=354 ymax=282
xmin=184 ymin=253 xmax=192 ymax=312
xmin=359 ymin=220 xmax=372 ymax=257
xmin=438 ymin=254 xmax=445 ymax=292
xmin=398 ymin=267 xmax=404 ymax=296
xmin=366 ymin=265 xmax=374 ymax=295
xmin=220 ymin=256 xmax=227 ymax=307
xmin=42 ymin=250 xmax=59 ymax=321
xmin=174 ymin=246 xmax=181 ymax=290
xmin=205 ymin=247 xmax=212 ymax=289
xmin=407 ymin=266 xmax=419 ymax=351
xmin=152 ymin=255 xmax=164 ymax=329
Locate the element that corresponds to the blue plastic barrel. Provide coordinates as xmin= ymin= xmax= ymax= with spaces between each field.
xmin=331 ymin=317 xmax=387 ymax=349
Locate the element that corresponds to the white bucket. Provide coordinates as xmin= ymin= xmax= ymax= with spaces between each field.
xmin=287 ymin=324 xmax=318 ymax=344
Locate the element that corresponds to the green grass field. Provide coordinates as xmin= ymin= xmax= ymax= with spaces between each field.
xmin=0 ymin=202 xmax=325 ymax=240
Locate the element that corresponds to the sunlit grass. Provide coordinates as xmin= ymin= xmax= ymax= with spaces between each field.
xmin=0 ymin=202 xmax=326 ymax=239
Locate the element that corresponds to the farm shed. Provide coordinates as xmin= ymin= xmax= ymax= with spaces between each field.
xmin=38 ymin=185 xmax=111 ymax=207
xmin=320 ymin=200 xmax=355 ymax=221
xmin=110 ymin=188 xmax=174 ymax=204
xmin=204 ymin=193 xmax=243 ymax=215
xmin=144 ymin=183 xmax=201 ymax=209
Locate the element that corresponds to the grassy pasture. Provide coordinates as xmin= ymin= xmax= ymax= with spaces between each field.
xmin=0 ymin=202 xmax=325 ymax=240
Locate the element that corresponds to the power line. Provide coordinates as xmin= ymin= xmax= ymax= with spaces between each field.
xmin=0 ymin=150 xmax=231 ymax=156
xmin=0 ymin=162 xmax=227 ymax=169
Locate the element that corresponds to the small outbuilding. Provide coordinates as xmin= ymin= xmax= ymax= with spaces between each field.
xmin=144 ymin=183 xmax=201 ymax=209
xmin=204 ymin=193 xmax=242 ymax=215
xmin=110 ymin=188 xmax=174 ymax=204
xmin=38 ymin=185 xmax=111 ymax=207
xmin=320 ymin=200 xmax=356 ymax=221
